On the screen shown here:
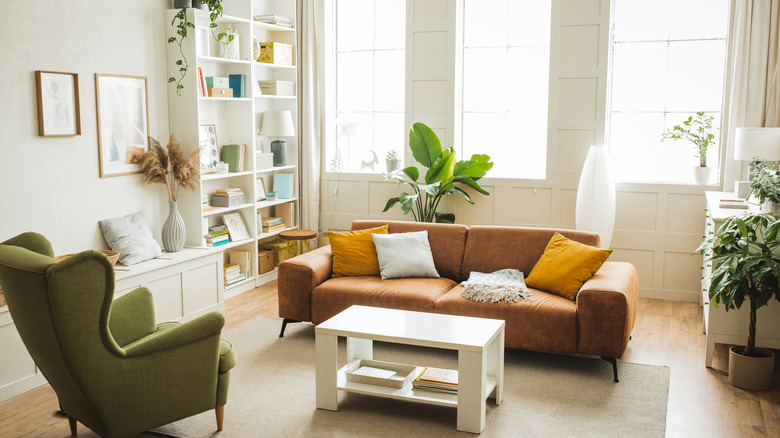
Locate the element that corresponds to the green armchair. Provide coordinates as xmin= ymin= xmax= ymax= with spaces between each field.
xmin=0 ymin=232 xmax=236 ymax=438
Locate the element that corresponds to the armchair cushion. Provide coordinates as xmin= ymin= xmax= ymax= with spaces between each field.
xmin=109 ymin=287 xmax=157 ymax=346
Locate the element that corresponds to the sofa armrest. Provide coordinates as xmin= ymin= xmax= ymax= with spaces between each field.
xmin=277 ymin=245 xmax=333 ymax=322
xmin=576 ymin=261 xmax=638 ymax=359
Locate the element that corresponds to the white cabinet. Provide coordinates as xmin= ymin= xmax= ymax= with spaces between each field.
xmin=702 ymin=191 xmax=780 ymax=366
xmin=165 ymin=1 xmax=300 ymax=297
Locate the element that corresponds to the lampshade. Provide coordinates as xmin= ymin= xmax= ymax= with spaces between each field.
xmin=261 ymin=110 xmax=295 ymax=137
xmin=734 ymin=127 xmax=780 ymax=161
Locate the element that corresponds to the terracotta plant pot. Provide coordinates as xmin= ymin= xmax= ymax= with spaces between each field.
xmin=728 ymin=346 xmax=775 ymax=391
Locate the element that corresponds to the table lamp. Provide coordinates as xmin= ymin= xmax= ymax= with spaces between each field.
xmin=261 ymin=110 xmax=295 ymax=166
xmin=733 ymin=127 xmax=780 ymax=196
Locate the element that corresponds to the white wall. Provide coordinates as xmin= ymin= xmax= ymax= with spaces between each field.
xmin=0 ymin=1 xmax=172 ymax=254
xmin=320 ymin=0 xmax=710 ymax=302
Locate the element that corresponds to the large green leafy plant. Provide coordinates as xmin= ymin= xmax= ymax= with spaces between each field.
xmin=661 ymin=111 xmax=716 ymax=167
xmin=382 ymin=123 xmax=493 ymax=223
xmin=749 ymin=168 xmax=780 ymax=204
xmin=698 ymin=213 xmax=780 ymax=356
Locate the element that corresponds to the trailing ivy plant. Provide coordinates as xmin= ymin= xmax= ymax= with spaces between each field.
xmin=383 ymin=123 xmax=493 ymax=223
xmin=204 ymin=0 xmax=235 ymax=46
xmin=661 ymin=111 xmax=717 ymax=167
xmin=168 ymin=9 xmax=195 ymax=96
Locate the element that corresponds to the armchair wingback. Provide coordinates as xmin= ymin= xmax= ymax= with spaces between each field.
xmin=0 ymin=232 xmax=235 ymax=438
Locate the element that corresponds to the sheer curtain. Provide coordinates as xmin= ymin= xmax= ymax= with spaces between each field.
xmin=721 ymin=0 xmax=780 ymax=185
xmin=297 ymin=0 xmax=324 ymax=237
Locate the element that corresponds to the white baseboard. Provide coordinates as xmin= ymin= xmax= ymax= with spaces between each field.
xmin=0 ymin=373 xmax=47 ymax=403
xmin=639 ymin=287 xmax=699 ymax=302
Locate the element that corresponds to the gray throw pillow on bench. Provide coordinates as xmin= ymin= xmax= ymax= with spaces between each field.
xmin=372 ymin=231 xmax=439 ymax=280
xmin=99 ymin=211 xmax=162 ymax=266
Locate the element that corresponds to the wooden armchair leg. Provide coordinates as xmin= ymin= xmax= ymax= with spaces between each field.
xmin=67 ymin=414 xmax=77 ymax=436
xmin=216 ymin=405 xmax=225 ymax=431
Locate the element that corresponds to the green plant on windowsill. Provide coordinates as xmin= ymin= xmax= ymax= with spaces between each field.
xmin=382 ymin=123 xmax=493 ymax=223
xmin=386 ymin=149 xmax=399 ymax=161
xmin=661 ymin=111 xmax=716 ymax=167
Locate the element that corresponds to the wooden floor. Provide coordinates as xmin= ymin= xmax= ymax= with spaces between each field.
xmin=0 ymin=284 xmax=778 ymax=437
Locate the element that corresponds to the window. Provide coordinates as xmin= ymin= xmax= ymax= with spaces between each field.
xmin=607 ymin=0 xmax=729 ymax=183
xmin=459 ymin=0 xmax=552 ymax=179
xmin=328 ymin=0 xmax=406 ymax=173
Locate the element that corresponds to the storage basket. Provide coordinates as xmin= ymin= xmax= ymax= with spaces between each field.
xmin=56 ymin=250 xmax=119 ymax=265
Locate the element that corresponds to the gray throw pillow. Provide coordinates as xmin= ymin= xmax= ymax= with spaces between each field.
xmin=372 ymin=231 xmax=439 ymax=280
xmin=99 ymin=212 xmax=162 ymax=266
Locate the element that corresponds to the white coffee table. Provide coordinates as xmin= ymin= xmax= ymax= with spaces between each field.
xmin=315 ymin=305 xmax=505 ymax=434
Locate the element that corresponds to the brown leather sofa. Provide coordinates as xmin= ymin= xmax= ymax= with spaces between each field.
xmin=278 ymin=220 xmax=638 ymax=381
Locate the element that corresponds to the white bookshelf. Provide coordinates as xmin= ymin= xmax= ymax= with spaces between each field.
xmin=166 ymin=0 xmax=299 ymax=295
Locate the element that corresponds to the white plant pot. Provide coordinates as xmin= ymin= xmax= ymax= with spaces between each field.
xmin=693 ymin=166 xmax=713 ymax=185
xmin=728 ymin=346 xmax=775 ymax=391
xmin=386 ymin=159 xmax=400 ymax=173
xmin=761 ymin=200 xmax=780 ymax=216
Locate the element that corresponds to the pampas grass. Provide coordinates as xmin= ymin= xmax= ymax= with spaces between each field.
xmin=135 ymin=134 xmax=200 ymax=201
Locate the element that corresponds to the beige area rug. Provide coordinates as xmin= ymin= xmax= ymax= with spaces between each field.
xmin=155 ymin=318 xmax=669 ymax=438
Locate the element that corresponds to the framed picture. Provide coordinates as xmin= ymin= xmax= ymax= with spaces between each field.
xmin=35 ymin=71 xmax=81 ymax=136
xmin=223 ymin=212 xmax=250 ymax=241
xmin=95 ymin=74 xmax=149 ymax=177
xmin=199 ymin=124 xmax=220 ymax=173
xmin=255 ymin=177 xmax=267 ymax=201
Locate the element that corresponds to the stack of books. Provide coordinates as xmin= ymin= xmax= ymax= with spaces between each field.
xmin=201 ymin=193 xmax=213 ymax=212
xmin=412 ymin=367 xmax=458 ymax=394
xmin=224 ymin=263 xmax=245 ymax=286
xmin=262 ymin=217 xmax=285 ymax=234
xmin=205 ymin=225 xmax=230 ymax=247
xmin=254 ymin=14 xmax=293 ymax=27
xmin=212 ymin=188 xmax=246 ymax=208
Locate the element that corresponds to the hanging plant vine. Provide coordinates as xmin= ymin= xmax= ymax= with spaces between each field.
xmin=168 ymin=8 xmax=194 ymax=96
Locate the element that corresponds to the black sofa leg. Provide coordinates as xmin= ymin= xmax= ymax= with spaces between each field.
xmin=601 ymin=357 xmax=619 ymax=383
xmin=279 ymin=318 xmax=301 ymax=337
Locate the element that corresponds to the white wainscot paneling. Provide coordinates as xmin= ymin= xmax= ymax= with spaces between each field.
xmin=555 ymin=129 xmax=594 ymax=172
xmin=184 ymin=263 xmax=220 ymax=317
xmin=610 ymin=248 xmax=655 ymax=288
xmin=413 ymin=31 xmax=448 ymax=74
xmin=414 ymin=0 xmax=449 ymax=26
xmin=451 ymin=185 xmax=494 ymax=224
xmin=666 ymin=194 xmax=706 ymax=235
xmin=663 ymin=251 xmax=704 ymax=294
xmin=412 ymin=80 xmax=448 ymax=120
xmin=561 ymin=0 xmax=602 ymax=18
xmin=147 ymin=274 xmax=184 ymax=323
xmin=560 ymin=189 xmax=577 ymax=228
xmin=327 ymin=180 xmax=369 ymax=215
xmin=369 ymin=181 xmax=409 ymax=217
xmin=556 ymin=78 xmax=598 ymax=120
xmin=558 ymin=25 xmax=600 ymax=73
xmin=509 ymin=188 xmax=553 ymax=225
xmin=615 ymin=192 xmax=658 ymax=232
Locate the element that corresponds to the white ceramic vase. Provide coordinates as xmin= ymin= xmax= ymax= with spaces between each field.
xmin=576 ymin=145 xmax=616 ymax=248
xmin=219 ymin=30 xmax=240 ymax=60
xmin=693 ymin=166 xmax=713 ymax=185
xmin=761 ymin=200 xmax=780 ymax=216
xmin=385 ymin=159 xmax=400 ymax=173
xmin=162 ymin=200 xmax=186 ymax=252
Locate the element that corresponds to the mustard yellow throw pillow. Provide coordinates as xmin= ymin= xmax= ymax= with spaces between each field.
xmin=525 ymin=232 xmax=612 ymax=300
xmin=329 ymin=225 xmax=389 ymax=277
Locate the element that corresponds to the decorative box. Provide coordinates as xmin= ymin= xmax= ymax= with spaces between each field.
xmin=256 ymin=152 xmax=274 ymax=170
xmin=257 ymin=42 xmax=293 ymax=66
xmin=258 ymin=250 xmax=274 ymax=274
xmin=257 ymin=80 xmax=295 ymax=96
xmin=344 ymin=359 xmax=417 ymax=389
xmin=208 ymin=88 xmax=233 ymax=98
xmin=211 ymin=194 xmax=246 ymax=207
xmin=206 ymin=77 xmax=230 ymax=88
xmin=262 ymin=240 xmax=293 ymax=266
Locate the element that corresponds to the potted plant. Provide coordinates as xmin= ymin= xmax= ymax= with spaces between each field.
xmin=385 ymin=149 xmax=400 ymax=173
xmin=661 ymin=111 xmax=717 ymax=185
xmin=698 ymin=213 xmax=780 ymax=390
xmin=749 ymin=168 xmax=780 ymax=215
xmin=383 ymin=123 xmax=493 ymax=223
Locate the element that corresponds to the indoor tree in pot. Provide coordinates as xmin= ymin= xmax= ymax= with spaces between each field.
xmin=134 ymin=134 xmax=200 ymax=252
xmin=698 ymin=213 xmax=780 ymax=390
xmin=383 ymin=123 xmax=493 ymax=223
xmin=661 ymin=111 xmax=717 ymax=185
xmin=749 ymin=167 xmax=780 ymax=216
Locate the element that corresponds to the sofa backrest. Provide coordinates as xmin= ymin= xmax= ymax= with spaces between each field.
xmin=461 ymin=226 xmax=601 ymax=280
xmin=351 ymin=220 xmax=469 ymax=281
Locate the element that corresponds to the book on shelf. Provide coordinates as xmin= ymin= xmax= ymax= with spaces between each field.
xmin=209 ymin=224 xmax=228 ymax=232
xmin=253 ymin=14 xmax=293 ymax=27
xmin=238 ymin=144 xmax=246 ymax=172
xmin=221 ymin=145 xmax=241 ymax=173
xmin=229 ymin=250 xmax=252 ymax=277
xmin=225 ymin=272 xmax=246 ymax=285
xmin=224 ymin=263 xmax=241 ymax=276
xmin=412 ymin=367 xmax=458 ymax=394
xmin=262 ymin=217 xmax=283 ymax=226
xmin=262 ymin=224 xmax=286 ymax=234
xmin=273 ymin=173 xmax=294 ymax=199
xmin=216 ymin=188 xmax=243 ymax=196
xmin=228 ymin=74 xmax=245 ymax=99
xmin=207 ymin=239 xmax=230 ymax=248
xmin=198 ymin=67 xmax=207 ymax=97
xmin=276 ymin=202 xmax=295 ymax=228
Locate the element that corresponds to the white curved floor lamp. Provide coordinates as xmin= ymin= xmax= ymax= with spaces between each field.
xmin=575 ymin=145 xmax=616 ymax=249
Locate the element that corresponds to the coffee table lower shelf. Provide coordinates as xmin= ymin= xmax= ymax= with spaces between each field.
xmin=336 ymin=364 xmax=497 ymax=408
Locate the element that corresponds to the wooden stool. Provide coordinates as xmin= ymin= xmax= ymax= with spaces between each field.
xmin=279 ymin=229 xmax=317 ymax=257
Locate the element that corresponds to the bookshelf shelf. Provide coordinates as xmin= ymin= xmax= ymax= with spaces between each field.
xmin=254 ymin=95 xmax=296 ymax=100
xmin=253 ymin=22 xmax=295 ymax=32
xmin=258 ymin=225 xmax=299 ymax=240
xmin=254 ymin=62 xmax=296 ymax=70
xmin=202 ymin=203 xmax=255 ymax=217
xmin=257 ymin=197 xmax=298 ymax=209
xmin=255 ymin=164 xmax=297 ymax=173
xmin=198 ymin=96 xmax=253 ymax=102
xmin=197 ymin=55 xmax=251 ymax=65
xmin=202 ymin=171 xmax=255 ymax=181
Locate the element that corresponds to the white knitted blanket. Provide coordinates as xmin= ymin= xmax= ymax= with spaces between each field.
xmin=460 ymin=269 xmax=533 ymax=303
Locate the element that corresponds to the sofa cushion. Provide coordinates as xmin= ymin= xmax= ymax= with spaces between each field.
xmin=462 ymin=226 xmax=601 ymax=278
xmin=328 ymin=225 xmax=388 ymax=277
xmin=433 ymin=285 xmax=578 ymax=354
xmin=525 ymin=233 xmax=612 ymax=300
xmin=372 ymin=231 xmax=439 ymax=280
xmin=310 ymin=276 xmax=457 ymax=324
xmin=351 ymin=221 xmax=469 ymax=282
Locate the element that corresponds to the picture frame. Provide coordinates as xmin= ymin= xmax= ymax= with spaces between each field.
xmin=255 ymin=177 xmax=267 ymax=201
xmin=223 ymin=212 xmax=250 ymax=242
xmin=95 ymin=74 xmax=149 ymax=177
xmin=199 ymin=124 xmax=220 ymax=173
xmin=35 ymin=71 xmax=81 ymax=137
